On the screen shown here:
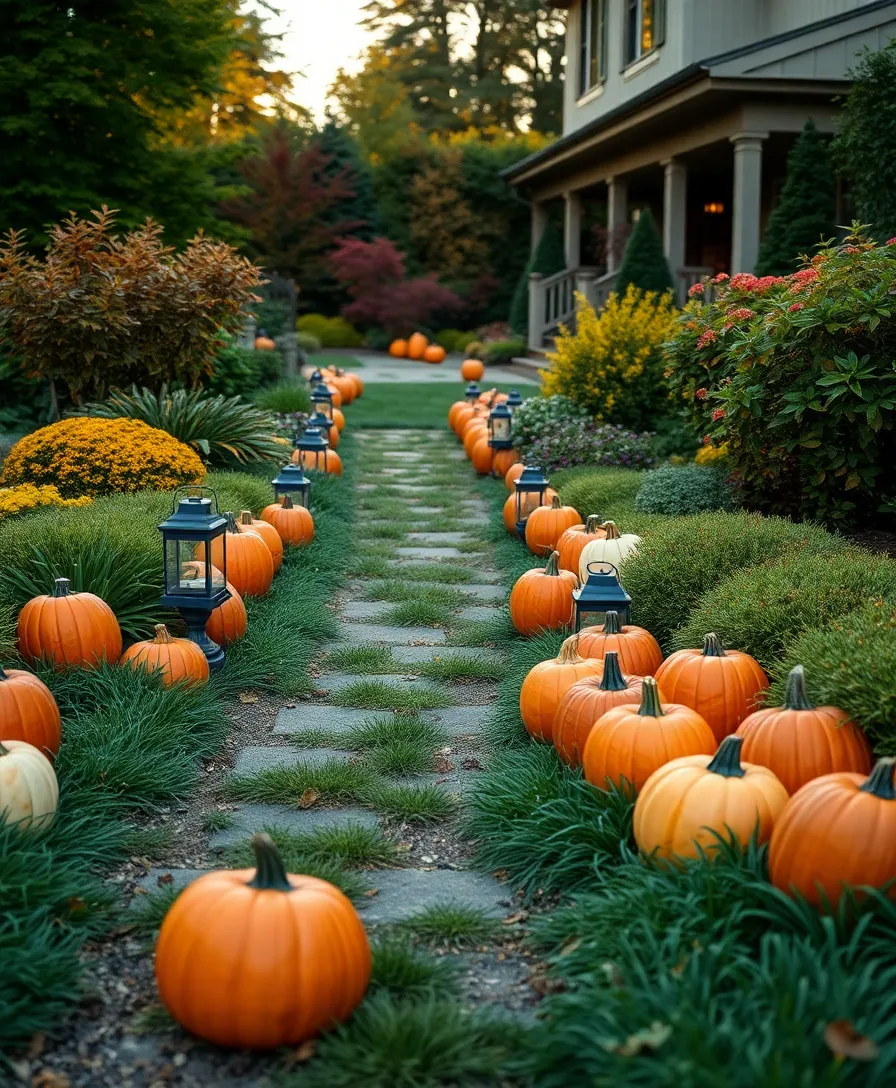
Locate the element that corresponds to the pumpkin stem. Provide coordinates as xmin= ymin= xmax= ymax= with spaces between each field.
xmin=238 ymin=510 xmax=254 ymax=526
xmin=0 ymin=740 xmax=7 ymax=757
xmin=782 ymin=665 xmax=815 ymax=711
xmin=860 ymin=758 xmax=896 ymax=801
xmin=544 ymin=550 xmax=561 ymax=577
xmin=153 ymin=624 xmax=174 ymax=645
xmin=702 ymin=633 xmax=728 ymax=658
xmin=550 ymin=495 xmax=561 ymax=509
xmin=599 ymin=651 xmax=627 ymax=692
xmin=281 ymin=495 xmax=294 ymax=510
xmin=584 ymin=515 xmax=603 ymax=533
xmin=557 ymin=634 xmax=583 ymax=664
xmin=638 ymin=677 xmax=664 ymax=718
xmin=247 ymin=833 xmax=294 ymax=892
xmin=225 ymin=512 xmax=241 ymax=534
xmin=603 ymin=611 xmax=622 ymax=635
xmin=706 ymin=736 xmax=747 ymax=778
xmin=601 ymin=521 xmax=621 ymax=540
xmin=53 ymin=577 xmax=72 ymax=598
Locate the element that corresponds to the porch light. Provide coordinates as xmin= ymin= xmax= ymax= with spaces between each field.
xmin=272 ymin=462 xmax=311 ymax=509
xmin=514 ymin=465 xmax=550 ymax=538
xmin=488 ymin=403 xmax=513 ymax=449
xmin=465 ymin=382 xmax=481 ymax=405
xmin=573 ymin=563 xmax=632 ymax=632
xmin=158 ymin=488 xmax=230 ymax=669
xmin=295 ymin=426 xmax=329 ymax=473
xmin=703 ymin=202 xmax=725 ymax=215
xmin=311 ymin=382 xmax=334 ymax=422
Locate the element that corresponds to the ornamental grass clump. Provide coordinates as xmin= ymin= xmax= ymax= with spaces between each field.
xmin=0 ymin=417 xmax=204 ymax=498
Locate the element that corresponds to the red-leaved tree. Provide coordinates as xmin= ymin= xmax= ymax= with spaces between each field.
xmin=329 ymin=237 xmax=461 ymax=336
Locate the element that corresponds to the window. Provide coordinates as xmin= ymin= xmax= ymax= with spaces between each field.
xmin=624 ymin=0 xmax=665 ymax=67
xmin=579 ymin=0 xmax=607 ymax=95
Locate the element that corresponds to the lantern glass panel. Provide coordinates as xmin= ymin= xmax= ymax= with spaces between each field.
xmin=516 ymin=487 xmax=545 ymax=525
xmin=491 ymin=415 xmax=511 ymax=443
xmin=577 ymin=608 xmax=609 ymax=632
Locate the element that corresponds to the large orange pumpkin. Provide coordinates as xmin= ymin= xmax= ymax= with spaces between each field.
xmin=329 ymin=373 xmax=356 ymax=405
xmin=155 ymin=833 xmax=371 ymax=1048
xmin=491 ymin=449 xmax=519 ymax=480
xmin=553 ymin=652 xmax=644 ymax=767
xmin=325 ymin=383 xmax=343 ymax=409
xmin=736 ymin=665 xmax=871 ymax=796
xmin=448 ymin=401 xmax=468 ymax=431
xmin=0 ymin=664 xmax=62 ymax=757
xmin=260 ymin=496 xmax=315 ymax=547
xmin=121 ymin=624 xmax=209 ymax=686
xmin=654 ymin=633 xmax=768 ymax=743
xmin=209 ymin=514 xmax=274 ymax=598
xmin=525 ymin=495 xmax=581 ymax=556
xmin=332 ymin=407 xmax=346 ymax=432
xmin=634 ymin=735 xmax=789 ymax=863
xmin=463 ymin=423 xmax=488 ymax=459
xmin=407 ymin=332 xmax=428 ymax=360
xmin=326 ymin=424 xmax=340 ymax=449
xmin=389 ymin=339 xmax=408 ymax=358
xmin=471 ymin=437 xmax=494 ymax=475
xmin=505 ymin=462 xmax=525 ymax=491
xmin=769 ymin=759 xmax=896 ymax=909
xmin=347 ymin=372 xmax=363 ymax=397
xmin=206 ymin=584 xmax=248 ymax=647
xmin=577 ymin=611 xmax=663 ymax=676
xmin=461 ymin=359 xmax=485 ymax=381
xmin=556 ymin=516 xmax=607 ymax=575
xmin=452 ymin=405 xmax=475 ymax=436
xmin=238 ymin=511 xmax=283 ymax=573
xmin=582 ymin=677 xmax=717 ymax=794
xmin=503 ymin=493 xmax=520 ymax=534
xmin=509 ymin=550 xmax=577 ymax=637
xmin=17 ymin=578 xmax=123 ymax=671
xmin=423 ymin=345 xmax=446 ymax=364
xmin=519 ymin=634 xmax=604 ymax=743
xmin=294 ymin=448 xmax=343 ymax=476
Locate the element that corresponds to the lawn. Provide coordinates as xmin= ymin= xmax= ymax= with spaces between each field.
xmin=342 ymin=381 xmax=522 ymax=429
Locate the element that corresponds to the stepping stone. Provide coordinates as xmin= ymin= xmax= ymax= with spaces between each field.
xmin=275 ymin=705 xmax=393 ymax=736
xmin=385 ymin=562 xmax=502 ymax=584
xmin=232 ymin=746 xmax=351 ymax=777
xmin=342 ymin=601 xmax=394 ymax=620
xmin=136 ymin=868 xmax=207 ymax=897
xmin=406 ymin=532 xmax=469 ymax=544
xmin=395 ymin=546 xmax=464 ymax=559
xmin=459 ymin=605 xmax=504 ymax=622
xmin=412 ymin=506 xmax=447 ymax=514
xmin=456 ymin=583 xmax=505 ymax=600
xmin=389 ymin=645 xmax=503 ymax=664
xmin=358 ymin=868 xmax=509 ymax=924
xmin=209 ymin=804 xmax=378 ymax=847
xmin=430 ymin=705 xmax=492 ymax=736
xmin=383 ymin=450 xmax=424 ymax=458
xmin=316 ymin=672 xmax=441 ymax=693
xmin=388 ymin=484 xmax=434 ymax=492
xmin=336 ymin=623 xmax=447 ymax=645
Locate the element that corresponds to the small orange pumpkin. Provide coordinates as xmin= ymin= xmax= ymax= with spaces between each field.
xmin=654 ymin=633 xmax=768 ymax=743
xmin=423 ymin=344 xmax=446 ymax=364
xmin=447 ymin=401 xmax=468 ymax=431
xmin=0 ymin=664 xmax=62 ymax=757
xmin=254 ymin=335 xmax=276 ymax=351
xmin=208 ymin=514 xmax=274 ymax=598
xmin=505 ymin=462 xmax=525 ymax=491
xmin=407 ymin=332 xmax=428 ymax=360
xmin=463 ymin=423 xmax=488 ymax=459
xmin=519 ymin=634 xmax=604 ymax=743
xmin=17 ymin=577 xmax=123 ymax=671
xmin=556 ymin=515 xmax=607 ymax=575
xmin=461 ymin=359 xmax=485 ymax=381
xmin=324 ymin=383 xmax=343 ymax=409
xmin=332 ymin=407 xmax=346 ymax=432
xmin=491 ymin=449 xmax=519 ymax=480
xmin=576 ymin=610 xmax=663 ymax=676
xmin=347 ymin=372 xmax=363 ymax=397
xmin=471 ymin=437 xmax=494 ymax=475
xmin=121 ymin=624 xmax=209 ymax=686
xmin=389 ymin=339 xmax=408 ymax=358
xmin=238 ymin=511 xmax=283 ymax=573
xmin=155 ymin=833 xmax=371 ymax=1048
xmin=509 ymin=550 xmax=577 ymax=637
xmin=525 ymin=496 xmax=581 ymax=556
xmin=452 ymin=405 xmax=475 ymax=436
xmin=206 ymin=583 xmax=248 ymax=647
xmin=260 ymin=496 xmax=315 ymax=547
xmin=736 ymin=665 xmax=871 ymax=795
xmin=294 ymin=448 xmax=343 ymax=476
xmin=582 ymin=677 xmax=717 ymax=793
xmin=552 ymin=652 xmax=644 ymax=767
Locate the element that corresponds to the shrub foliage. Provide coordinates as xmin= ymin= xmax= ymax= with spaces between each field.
xmin=634 ymin=463 xmax=736 ymax=516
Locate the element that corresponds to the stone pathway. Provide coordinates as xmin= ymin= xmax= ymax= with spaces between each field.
xmin=316 ymin=349 xmax=539 ymax=385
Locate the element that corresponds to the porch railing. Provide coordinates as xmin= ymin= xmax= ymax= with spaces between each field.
xmin=675 ymin=266 xmax=714 ymax=305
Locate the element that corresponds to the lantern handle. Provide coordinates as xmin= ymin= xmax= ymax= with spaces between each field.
xmin=585 ymin=560 xmax=621 ymax=578
xmin=167 ymin=484 xmax=222 ymax=516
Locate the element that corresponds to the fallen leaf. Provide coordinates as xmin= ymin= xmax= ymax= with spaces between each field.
xmin=294 ymin=1040 xmax=317 ymax=1063
xmin=64 ymin=897 xmax=89 ymax=916
xmin=285 ymin=703 xmax=297 ymax=709
xmin=31 ymin=1071 xmax=71 ymax=1088
xmin=824 ymin=1020 xmax=879 ymax=1061
xmin=298 ymin=789 xmax=320 ymax=809
xmin=157 ymin=873 xmax=174 ymax=887
xmin=462 ymin=757 xmax=483 ymax=771
xmin=606 ymin=1021 xmax=672 ymax=1057
xmin=433 ymin=756 xmax=456 ymax=773
xmin=528 ymin=972 xmax=566 ymax=997
xmin=363 ymin=888 xmax=379 ymax=898
xmin=502 ymin=910 xmax=528 ymax=926
xmin=492 ymin=868 xmax=510 ymax=881
xmin=238 ymin=692 xmax=259 ymax=704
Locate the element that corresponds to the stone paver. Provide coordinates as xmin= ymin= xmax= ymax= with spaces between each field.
xmin=342 ymin=601 xmax=395 ymax=620
xmin=383 ymin=451 xmax=424 ymax=459
xmin=274 ymin=705 xmax=393 ymax=735
xmin=406 ymin=532 xmax=469 ymax=544
xmin=385 ymin=562 xmax=502 ymax=583
xmin=395 ymin=546 xmax=465 ymax=559
xmin=209 ymin=804 xmax=378 ymax=847
xmin=459 ymin=605 xmax=505 ymax=622
xmin=429 ymin=706 xmax=493 ymax=736
xmin=317 ymin=672 xmax=448 ymax=694
xmin=232 ymin=746 xmax=351 ymax=777
xmin=389 ymin=645 xmax=503 ymax=663
xmin=358 ymin=868 xmax=511 ymax=923
xmin=336 ymin=622 xmax=447 ymax=644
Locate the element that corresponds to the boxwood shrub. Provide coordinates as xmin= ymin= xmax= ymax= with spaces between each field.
xmin=634 ymin=462 xmax=736 ymax=516
xmin=555 ymin=467 xmax=646 ymax=523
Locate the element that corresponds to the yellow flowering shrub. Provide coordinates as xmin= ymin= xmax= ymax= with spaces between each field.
xmin=0 ymin=483 xmax=93 ymax=519
xmin=695 ymin=442 xmax=730 ymax=465
xmin=542 ymin=286 xmax=677 ymax=430
xmin=1 ymin=418 xmax=205 ymax=498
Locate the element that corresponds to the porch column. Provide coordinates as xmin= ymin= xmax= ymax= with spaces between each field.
xmin=563 ymin=191 xmax=582 ymax=269
xmin=531 ymin=200 xmax=548 ymax=256
xmin=606 ymin=176 xmax=628 ymax=274
xmin=528 ymin=273 xmax=545 ymax=352
xmin=730 ymin=133 xmax=766 ymax=274
xmin=662 ymin=158 xmax=687 ymax=297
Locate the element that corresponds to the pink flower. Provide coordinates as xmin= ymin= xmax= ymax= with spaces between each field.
xmin=788 ymin=302 xmax=805 ymax=312
xmin=713 ymin=273 xmax=730 ymax=284
xmin=688 ymin=282 xmax=705 ymax=297
xmin=703 ymin=435 xmax=712 ymax=445
xmin=887 ymin=238 xmax=896 ymax=246
xmin=712 ymin=408 xmax=725 ymax=422
xmin=729 ymin=273 xmax=758 ymax=291
xmin=696 ymin=329 xmax=718 ymax=348
xmin=728 ymin=307 xmax=755 ymax=321
xmin=844 ymin=245 xmax=859 ymax=254
xmin=695 ymin=387 xmax=708 ymax=400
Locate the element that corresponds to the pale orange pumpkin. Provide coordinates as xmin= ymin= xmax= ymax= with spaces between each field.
xmin=238 ymin=511 xmax=283 ymax=573
xmin=121 ymin=624 xmax=209 ymax=686
xmin=519 ymin=634 xmax=604 ymax=743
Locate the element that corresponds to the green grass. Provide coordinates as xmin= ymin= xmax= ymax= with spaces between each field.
xmin=368 ymin=782 xmax=458 ymax=824
xmin=381 ymin=600 xmax=452 ymax=626
xmin=347 ymin=383 xmax=519 ymax=429
xmin=363 ymin=521 xmax=414 ymax=540
xmin=366 ymin=739 xmax=436 ymax=776
xmin=222 ymin=822 xmax=400 ymax=870
xmin=347 ymin=554 xmax=393 ymax=579
xmin=356 ymin=540 xmax=399 ymax=560
xmin=341 ymin=714 xmax=449 ymax=752
xmin=398 ymin=902 xmax=500 ymax=948
xmin=131 ymin=886 xmax=181 ymax=935
xmin=362 ymin=580 xmax=472 ymax=606
xmin=120 ymin=824 xmax=175 ymax=859
xmin=369 ymin=939 xmax=460 ymax=999
xmin=228 ymin=758 xmax=377 ymax=806
xmin=331 ymin=679 xmax=452 ymax=711
xmin=200 ymin=811 xmax=235 ymax=833
xmin=393 ymin=562 xmax=480 ymax=584
xmin=419 ymin=653 xmax=504 ymax=682
xmin=446 ymin=612 xmax=517 ymax=648
xmin=326 ymin=644 xmax=401 ymax=674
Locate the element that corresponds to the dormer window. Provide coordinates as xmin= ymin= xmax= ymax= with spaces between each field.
xmin=624 ymin=0 xmax=665 ymax=67
xmin=579 ymin=0 xmax=608 ymax=95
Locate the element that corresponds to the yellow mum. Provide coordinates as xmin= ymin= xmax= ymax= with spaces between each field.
xmin=1 ymin=417 xmax=205 ymax=498
xmin=0 ymin=483 xmax=93 ymax=519
xmin=695 ymin=442 xmax=730 ymax=464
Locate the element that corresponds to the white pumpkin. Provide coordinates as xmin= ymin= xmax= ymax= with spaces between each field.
xmin=578 ymin=521 xmax=642 ymax=582
xmin=0 ymin=739 xmax=58 ymax=832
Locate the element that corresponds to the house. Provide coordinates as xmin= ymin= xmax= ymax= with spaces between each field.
xmin=505 ymin=0 xmax=896 ymax=350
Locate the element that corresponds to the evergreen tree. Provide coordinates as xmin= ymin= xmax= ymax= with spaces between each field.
xmin=508 ymin=219 xmax=565 ymax=336
xmin=615 ymin=209 xmax=674 ymax=297
xmin=756 ymin=120 xmax=836 ymax=276
xmin=315 ymin=120 xmax=380 ymax=241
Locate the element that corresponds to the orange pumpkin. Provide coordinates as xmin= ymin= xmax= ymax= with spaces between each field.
xmin=254 ymin=335 xmax=276 ymax=351
xmin=17 ymin=577 xmax=123 ymax=671
xmin=583 ymin=677 xmax=717 ymax=793
xmin=634 ymin=735 xmax=789 ymax=863
xmin=553 ymin=652 xmax=644 ymax=767
xmin=503 ymin=493 xmax=520 ymax=534
xmin=556 ymin=516 xmax=607 ymax=575
xmin=0 ymin=664 xmax=62 ymax=757
xmin=423 ymin=345 xmax=446 ymax=364
xmin=577 ymin=611 xmax=663 ymax=676
xmin=325 ymin=383 xmax=343 ymax=409
xmin=155 ymin=833 xmax=371 ymax=1048
xmin=654 ymin=634 xmax=768 ymax=744
xmin=389 ymin=339 xmax=408 ymax=358
xmin=735 ymin=665 xmax=871 ymax=795
xmin=461 ymin=359 xmax=485 ymax=381
xmin=294 ymin=448 xmax=343 ymax=476
xmin=463 ymin=423 xmax=488 ymax=459
xmin=519 ymin=634 xmax=604 ymax=743
xmin=347 ymin=372 xmax=363 ymax=397
xmin=407 ymin=332 xmax=428 ymax=360
xmin=471 ymin=437 xmax=494 ymax=475
xmin=451 ymin=405 xmax=474 ymax=436
xmin=505 ymin=462 xmax=525 ymax=491
xmin=260 ymin=496 xmax=315 ymax=547
xmin=209 ymin=514 xmax=274 ymax=598
xmin=447 ymin=401 xmax=468 ymax=431
xmin=509 ymin=550 xmax=577 ymax=637
xmin=769 ymin=759 xmax=896 ymax=909
xmin=525 ymin=496 xmax=581 ymax=556
xmin=238 ymin=511 xmax=283 ymax=573
xmin=491 ymin=449 xmax=519 ymax=480
xmin=332 ymin=407 xmax=346 ymax=432
xmin=329 ymin=374 xmax=356 ymax=405
xmin=121 ymin=624 xmax=209 ymax=686
xmin=206 ymin=583 xmax=248 ymax=647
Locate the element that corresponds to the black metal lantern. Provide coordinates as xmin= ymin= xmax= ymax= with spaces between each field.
xmin=311 ymin=382 xmax=335 ymax=423
xmin=272 ymin=462 xmax=311 ymax=509
xmin=308 ymin=367 xmax=323 ymax=391
xmin=295 ymin=425 xmax=329 ymax=472
xmin=572 ymin=562 xmax=632 ymax=632
xmin=465 ymin=382 xmax=481 ymax=405
xmin=158 ymin=488 xmax=230 ymax=669
xmin=308 ymin=409 xmax=333 ymax=437
xmin=506 ymin=389 xmax=523 ymax=410
xmin=514 ymin=465 xmax=549 ymax=537
xmin=488 ymin=403 xmax=513 ymax=449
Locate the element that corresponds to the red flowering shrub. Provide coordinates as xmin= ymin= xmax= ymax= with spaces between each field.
xmin=664 ymin=226 xmax=896 ymax=525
